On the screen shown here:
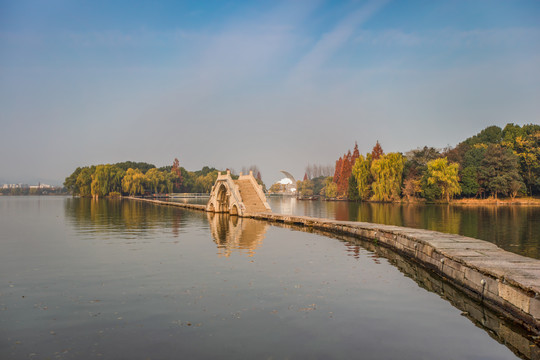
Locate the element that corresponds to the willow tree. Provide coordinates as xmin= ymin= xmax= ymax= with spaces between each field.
xmin=75 ymin=167 xmax=93 ymax=197
xmin=426 ymin=158 xmax=461 ymax=202
xmin=91 ymin=164 xmax=125 ymax=197
xmin=352 ymin=154 xmax=372 ymax=200
xmin=370 ymin=153 xmax=405 ymax=202
xmin=160 ymin=172 xmax=176 ymax=193
xmin=122 ymin=168 xmax=146 ymax=196
xmin=145 ymin=168 xmax=162 ymax=194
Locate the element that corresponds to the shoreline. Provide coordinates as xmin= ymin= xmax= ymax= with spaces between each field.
xmin=129 ymin=197 xmax=540 ymax=337
xmin=285 ymin=195 xmax=540 ymax=206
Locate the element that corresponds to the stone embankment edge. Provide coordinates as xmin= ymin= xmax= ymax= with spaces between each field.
xmin=130 ymin=197 xmax=540 ymax=334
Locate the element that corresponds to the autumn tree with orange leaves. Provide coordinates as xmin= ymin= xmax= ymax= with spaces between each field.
xmin=332 ymin=143 xmax=360 ymax=198
xmin=371 ymin=141 xmax=384 ymax=161
xmin=172 ymin=158 xmax=183 ymax=192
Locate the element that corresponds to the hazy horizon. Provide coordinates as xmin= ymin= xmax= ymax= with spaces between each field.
xmin=1 ymin=0 xmax=539 ymax=186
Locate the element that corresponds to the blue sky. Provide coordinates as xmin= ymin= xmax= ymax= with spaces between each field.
xmin=1 ymin=0 xmax=539 ymax=185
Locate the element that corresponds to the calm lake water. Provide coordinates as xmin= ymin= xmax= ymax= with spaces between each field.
xmin=1 ymin=196 xmax=537 ymax=359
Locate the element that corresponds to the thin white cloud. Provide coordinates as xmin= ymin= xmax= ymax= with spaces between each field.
xmin=355 ymin=29 xmax=422 ymax=46
xmin=288 ymin=0 xmax=389 ymax=85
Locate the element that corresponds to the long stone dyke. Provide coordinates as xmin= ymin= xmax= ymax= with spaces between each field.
xmin=130 ymin=197 xmax=540 ymax=336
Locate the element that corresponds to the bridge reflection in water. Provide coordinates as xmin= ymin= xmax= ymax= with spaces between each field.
xmin=204 ymin=211 xmax=540 ymax=359
xmin=207 ymin=212 xmax=269 ymax=257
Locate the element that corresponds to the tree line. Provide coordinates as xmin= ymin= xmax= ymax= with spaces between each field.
xmin=64 ymin=160 xmax=267 ymax=197
xmin=297 ymin=123 xmax=540 ymax=202
xmin=64 ymin=159 xmax=223 ymax=197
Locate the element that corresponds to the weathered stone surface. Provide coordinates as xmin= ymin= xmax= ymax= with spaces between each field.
xmin=206 ymin=171 xmax=271 ymax=216
xmin=529 ymin=297 xmax=540 ymax=321
xmin=499 ymin=282 xmax=531 ymax=313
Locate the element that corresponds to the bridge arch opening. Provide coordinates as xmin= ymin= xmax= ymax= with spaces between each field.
xmin=216 ymin=184 xmax=229 ymax=213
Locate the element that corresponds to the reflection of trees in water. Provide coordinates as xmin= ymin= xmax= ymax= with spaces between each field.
xmin=423 ymin=205 xmax=462 ymax=235
xmin=64 ymin=197 xmax=202 ymax=237
xmin=459 ymin=206 xmax=540 ymax=259
xmin=322 ymin=200 xmax=539 ymax=259
xmin=365 ymin=203 xmax=403 ymax=226
xmin=207 ymin=213 xmax=268 ymax=257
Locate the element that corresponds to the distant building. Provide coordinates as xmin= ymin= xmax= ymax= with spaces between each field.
xmin=2 ymin=183 xmax=29 ymax=189
xmin=269 ymin=171 xmax=297 ymax=195
xmin=29 ymin=184 xmax=53 ymax=190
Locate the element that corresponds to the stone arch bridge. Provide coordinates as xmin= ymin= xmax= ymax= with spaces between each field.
xmin=206 ymin=170 xmax=271 ymax=217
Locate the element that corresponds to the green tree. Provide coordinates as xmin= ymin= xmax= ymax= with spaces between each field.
xmin=420 ymin=175 xmax=441 ymax=201
xmin=460 ymin=166 xmax=479 ymax=197
xmin=465 ymin=125 xmax=502 ymax=146
xmin=370 ymin=153 xmax=405 ymax=202
xmin=426 ymin=158 xmax=461 ymax=202
xmin=501 ymin=123 xmax=525 ymax=149
xmin=458 ymin=145 xmax=487 ymax=197
xmin=462 ymin=146 xmax=486 ymax=169
xmin=347 ymin=174 xmax=360 ymax=201
xmin=76 ymin=167 xmax=93 ymax=197
xmin=64 ymin=167 xmax=83 ymax=194
xmin=114 ymin=161 xmax=156 ymax=173
xmin=311 ymin=176 xmax=327 ymax=196
xmin=514 ymin=133 xmax=540 ymax=196
xmin=523 ymin=124 xmax=540 ymax=135
xmin=479 ymin=144 xmax=523 ymax=199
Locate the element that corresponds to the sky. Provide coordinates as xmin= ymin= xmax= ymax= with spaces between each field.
xmin=1 ymin=0 xmax=539 ymax=186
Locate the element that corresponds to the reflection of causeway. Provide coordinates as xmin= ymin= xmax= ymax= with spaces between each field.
xmin=207 ymin=213 xmax=269 ymax=257
xmin=336 ymin=231 xmax=540 ymax=360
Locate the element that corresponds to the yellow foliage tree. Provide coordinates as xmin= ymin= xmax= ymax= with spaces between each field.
xmin=370 ymin=153 xmax=405 ymax=202
xmin=426 ymin=157 xmax=461 ymax=202
xmin=122 ymin=168 xmax=146 ymax=196
xmin=352 ymin=154 xmax=372 ymax=200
